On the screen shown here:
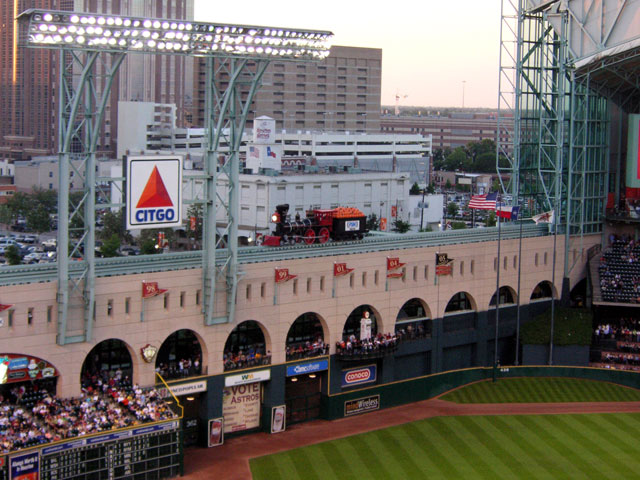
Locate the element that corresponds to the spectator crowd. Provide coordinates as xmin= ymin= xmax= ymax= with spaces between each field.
xmin=156 ymin=354 xmax=202 ymax=380
xmin=598 ymin=236 xmax=640 ymax=303
xmin=336 ymin=332 xmax=399 ymax=358
xmin=0 ymin=371 xmax=176 ymax=454
xmin=223 ymin=344 xmax=271 ymax=371
xmin=592 ymin=317 xmax=640 ymax=372
xmin=286 ymin=338 xmax=329 ymax=361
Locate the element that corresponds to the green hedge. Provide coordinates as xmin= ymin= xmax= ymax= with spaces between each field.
xmin=520 ymin=307 xmax=592 ymax=346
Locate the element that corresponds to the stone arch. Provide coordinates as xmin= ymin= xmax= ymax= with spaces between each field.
xmin=223 ymin=320 xmax=271 ymax=371
xmin=155 ymin=328 xmax=206 ymax=380
xmin=531 ymin=280 xmax=555 ymax=300
xmin=395 ymin=298 xmax=432 ymax=338
xmin=489 ymin=286 xmax=517 ymax=306
xmin=444 ymin=291 xmax=477 ymax=314
xmin=285 ymin=312 xmax=329 ymax=361
xmin=81 ymin=338 xmax=135 ymax=388
xmin=342 ymin=304 xmax=380 ymax=341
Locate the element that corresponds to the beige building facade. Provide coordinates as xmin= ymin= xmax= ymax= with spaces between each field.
xmin=0 ymin=233 xmax=597 ymax=399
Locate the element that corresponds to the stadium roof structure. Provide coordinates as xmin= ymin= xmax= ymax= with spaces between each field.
xmin=526 ymin=0 xmax=640 ymax=112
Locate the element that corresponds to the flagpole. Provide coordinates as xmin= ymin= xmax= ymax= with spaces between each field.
xmin=549 ymin=209 xmax=558 ymax=365
xmin=493 ymin=199 xmax=501 ymax=381
xmin=515 ymin=207 xmax=523 ymax=365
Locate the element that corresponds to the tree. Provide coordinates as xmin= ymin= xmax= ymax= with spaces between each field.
xmin=487 ymin=211 xmax=497 ymax=227
xmin=26 ymin=204 xmax=52 ymax=233
xmin=426 ymin=183 xmax=435 ymax=194
xmin=140 ymin=238 xmax=158 ymax=255
xmin=100 ymin=234 xmax=121 ymax=258
xmin=445 ymin=179 xmax=453 ymax=190
xmin=447 ymin=202 xmax=459 ymax=218
xmin=99 ymin=210 xmax=130 ymax=244
xmin=0 ymin=205 xmax=12 ymax=226
xmin=492 ymin=178 xmax=501 ymax=192
xmin=450 ymin=221 xmax=466 ymax=230
xmin=392 ymin=219 xmax=411 ymax=233
xmin=186 ymin=204 xmax=203 ymax=242
xmin=6 ymin=192 xmax=32 ymax=223
xmin=444 ymin=147 xmax=470 ymax=171
xmin=410 ymin=182 xmax=421 ymax=195
xmin=5 ymin=245 xmax=21 ymax=265
xmin=366 ymin=213 xmax=379 ymax=231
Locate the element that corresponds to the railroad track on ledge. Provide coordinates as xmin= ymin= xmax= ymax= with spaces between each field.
xmin=0 ymin=224 xmax=550 ymax=286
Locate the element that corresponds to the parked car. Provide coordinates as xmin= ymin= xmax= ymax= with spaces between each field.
xmin=42 ymin=238 xmax=57 ymax=251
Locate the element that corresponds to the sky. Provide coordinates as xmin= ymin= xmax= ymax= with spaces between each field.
xmin=194 ymin=0 xmax=503 ymax=109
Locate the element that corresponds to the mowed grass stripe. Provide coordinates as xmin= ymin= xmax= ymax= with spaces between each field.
xmin=433 ymin=417 xmax=504 ymax=480
xmin=513 ymin=415 xmax=592 ymax=479
xmin=532 ymin=415 xmax=607 ymax=479
xmin=250 ymin=413 xmax=640 ymax=479
xmin=553 ymin=415 xmax=638 ymax=479
xmin=441 ymin=377 xmax=640 ymax=403
xmin=454 ymin=416 xmax=526 ymax=478
xmin=403 ymin=422 xmax=462 ymax=478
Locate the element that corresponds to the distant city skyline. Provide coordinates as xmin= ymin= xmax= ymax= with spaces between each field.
xmin=194 ymin=0 xmax=502 ymax=109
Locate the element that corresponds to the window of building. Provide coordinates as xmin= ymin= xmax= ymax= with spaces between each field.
xmin=246 ymin=284 xmax=251 ymax=300
xmin=320 ymin=276 xmax=325 ymax=292
xmin=471 ymin=260 xmax=474 ymax=274
xmin=196 ymin=290 xmax=201 ymax=305
xmin=8 ymin=309 xmax=14 ymax=327
xmin=375 ymin=270 xmax=379 ymax=285
xmin=424 ymin=265 xmax=429 ymax=279
xmin=494 ymin=257 xmax=497 ymax=271
xmin=544 ymin=252 xmax=548 ymax=265
xmin=125 ymin=297 xmax=130 ymax=314
xmin=460 ymin=261 xmax=464 ymax=275
xmin=163 ymin=294 xmax=169 ymax=310
xmin=293 ymin=279 xmax=298 ymax=295
xmin=350 ymin=273 xmax=354 ymax=288
xmin=535 ymin=253 xmax=539 ymax=266
xmin=47 ymin=306 xmax=52 ymax=323
xmin=307 ymin=278 xmax=312 ymax=293
xmin=413 ymin=266 xmax=418 ymax=281
xmin=261 ymin=282 xmax=266 ymax=298
xmin=27 ymin=308 xmax=33 ymax=325
xmin=504 ymin=256 xmax=508 ymax=269
xmin=362 ymin=271 xmax=367 ymax=287
xmin=107 ymin=299 xmax=113 ymax=317
xmin=180 ymin=291 xmax=185 ymax=307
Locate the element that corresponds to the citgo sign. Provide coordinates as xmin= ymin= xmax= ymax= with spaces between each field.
xmin=341 ymin=365 xmax=377 ymax=388
xmin=126 ymin=155 xmax=182 ymax=230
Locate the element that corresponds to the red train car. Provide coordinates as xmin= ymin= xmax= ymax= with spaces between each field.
xmin=258 ymin=204 xmax=368 ymax=246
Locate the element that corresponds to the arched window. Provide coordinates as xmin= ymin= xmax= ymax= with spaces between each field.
xmin=156 ymin=329 xmax=203 ymax=380
xmin=531 ymin=281 xmax=553 ymax=300
xmin=445 ymin=292 xmax=473 ymax=313
xmin=342 ymin=305 xmax=378 ymax=341
xmin=81 ymin=339 xmax=132 ymax=389
xmin=223 ymin=321 xmax=270 ymax=371
xmin=395 ymin=298 xmax=431 ymax=338
xmin=489 ymin=287 xmax=516 ymax=306
xmin=286 ymin=313 xmax=327 ymax=361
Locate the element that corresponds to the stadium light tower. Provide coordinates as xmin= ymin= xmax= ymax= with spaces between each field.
xmin=18 ymin=9 xmax=332 ymax=342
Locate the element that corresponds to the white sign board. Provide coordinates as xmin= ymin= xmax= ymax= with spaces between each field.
xmin=126 ymin=155 xmax=183 ymax=230
xmin=167 ymin=380 xmax=207 ymax=397
xmin=224 ymin=369 xmax=271 ymax=387
xmin=223 ymin=383 xmax=261 ymax=433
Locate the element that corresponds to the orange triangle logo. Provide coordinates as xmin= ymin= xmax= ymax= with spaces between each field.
xmin=136 ymin=166 xmax=173 ymax=208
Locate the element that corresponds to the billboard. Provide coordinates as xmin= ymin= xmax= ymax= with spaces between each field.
xmin=627 ymin=114 xmax=640 ymax=189
xmin=223 ymin=383 xmax=261 ymax=433
xmin=126 ymin=155 xmax=183 ymax=230
xmin=341 ymin=365 xmax=377 ymax=388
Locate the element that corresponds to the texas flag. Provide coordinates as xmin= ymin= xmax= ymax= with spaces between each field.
xmin=496 ymin=205 xmax=520 ymax=220
xmin=267 ymin=146 xmax=277 ymax=158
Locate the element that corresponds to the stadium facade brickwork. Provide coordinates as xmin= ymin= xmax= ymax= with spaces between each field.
xmin=0 ymin=233 xmax=598 ymax=439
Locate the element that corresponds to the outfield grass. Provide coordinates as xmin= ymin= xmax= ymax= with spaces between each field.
xmin=440 ymin=377 xmax=640 ymax=403
xmin=250 ymin=413 xmax=640 ymax=479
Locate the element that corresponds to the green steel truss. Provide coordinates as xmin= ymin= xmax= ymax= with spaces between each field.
xmin=202 ymin=58 xmax=269 ymax=325
xmin=498 ymin=0 xmax=609 ymax=283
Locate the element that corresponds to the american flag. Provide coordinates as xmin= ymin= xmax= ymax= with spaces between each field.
xmin=468 ymin=192 xmax=498 ymax=210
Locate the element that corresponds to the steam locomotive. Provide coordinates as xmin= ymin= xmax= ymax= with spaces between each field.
xmin=257 ymin=204 xmax=368 ymax=246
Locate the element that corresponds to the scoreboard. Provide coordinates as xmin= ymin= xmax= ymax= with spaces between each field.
xmin=7 ymin=421 xmax=181 ymax=480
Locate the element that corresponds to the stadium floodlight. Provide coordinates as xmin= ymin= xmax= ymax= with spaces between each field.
xmin=18 ymin=9 xmax=333 ymax=60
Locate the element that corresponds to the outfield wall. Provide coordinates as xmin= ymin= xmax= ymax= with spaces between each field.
xmin=320 ymin=365 xmax=640 ymax=421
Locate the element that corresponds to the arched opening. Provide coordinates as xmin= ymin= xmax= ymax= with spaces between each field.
xmin=395 ymin=298 xmax=431 ymax=339
xmin=531 ymin=281 xmax=554 ymax=300
xmin=489 ymin=286 xmax=516 ymax=306
xmin=286 ymin=313 xmax=328 ymax=361
xmin=81 ymin=339 xmax=133 ymax=390
xmin=223 ymin=320 xmax=270 ymax=371
xmin=341 ymin=305 xmax=378 ymax=341
xmin=570 ymin=278 xmax=587 ymax=307
xmin=156 ymin=329 xmax=203 ymax=380
xmin=445 ymin=292 xmax=475 ymax=313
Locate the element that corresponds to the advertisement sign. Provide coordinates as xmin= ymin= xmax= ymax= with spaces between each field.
xmin=126 ymin=155 xmax=183 ymax=230
xmin=627 ymin=114 xmax=640 ymax=188
xmin=141 ymin=281 xmax=167 ymax=299
xmin=271 ymin=405 xmax=286 ymax=434
xmin=253 ymin=116 xmax=276 ymax=144
xmin=341 ymin=365 xmax=377 ymax=388
xmin=10 ymin=451 xmax=39 ymax=480
xmin=0 ymin=355 xmax=58 ymax=385
xmin=223 ymin=383 xmax=261 ymax=433
xmin=286 ymin=359 xmax=328 ymax=377
xmin=391 ymin=205 xmax=397 ymax=217
xmin=225 ymin=369 xmax=271 ymax=387
xmin=380 ymin=217 xmax=387 ymax=231
xmin=167 ymin=380 xmax=207 ymax=397
xmin=208 ymin=418 xmax=224 ymax=447
xmin=344 ymin=395 xmax=380 ymax=417
xmin=387 ymin=257 xmax=406 ymax=279
xmin=345 ymin=220 xmax=360 ymax=231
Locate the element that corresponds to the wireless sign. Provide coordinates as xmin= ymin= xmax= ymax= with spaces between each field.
xmin=126 ymin=155 xmax=183 ymax=230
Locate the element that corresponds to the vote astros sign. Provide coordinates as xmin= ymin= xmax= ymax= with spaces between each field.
xmin=126 ymin=156 xmax=183 ymax=230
